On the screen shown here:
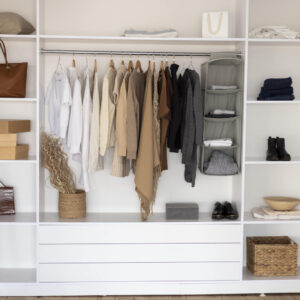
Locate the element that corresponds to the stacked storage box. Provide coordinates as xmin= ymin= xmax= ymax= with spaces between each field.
xmin=0 ymin=120 xmax=30 ymax=160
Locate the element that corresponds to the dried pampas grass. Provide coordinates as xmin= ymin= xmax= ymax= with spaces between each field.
xmin=41 ymin=133 xmax=76 ymax=194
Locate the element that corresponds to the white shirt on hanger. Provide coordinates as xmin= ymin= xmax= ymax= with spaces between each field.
xmin=67 ymin=66 xmax=83 ymax=155
xmin=45 ymin=71 xmax=72 ymax=139
xmin=80 ymin=67 xmax=92 ymax=192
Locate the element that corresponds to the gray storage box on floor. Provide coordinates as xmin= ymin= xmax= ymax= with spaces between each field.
xmin=166 ymin=203 xmax=199 ymax=220
xmin=200 ymin=54 xmax=244 ymax=175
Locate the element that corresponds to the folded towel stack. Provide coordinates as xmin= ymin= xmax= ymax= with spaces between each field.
xmin=257 ymin=77 xmax=295 ymax=101
xmin=211 ymin=85 xmax=238 ymax=90
xmin=252 ymin=206 xmax=300 ymax=220
xmin=204 ymin=138 xmax=233 ymax=147
xmin=206 ymin=109 xmax=235 ymax=118
xmin=123 ymin=29 xmax=178 ymax=38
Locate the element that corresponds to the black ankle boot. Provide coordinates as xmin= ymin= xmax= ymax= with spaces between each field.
xmin=266 ymin=137 xmax=279 ymax=161
xmin=276 ymin=137 xmax=291 ymax=161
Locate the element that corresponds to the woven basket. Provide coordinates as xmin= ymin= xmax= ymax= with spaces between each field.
xmin=247 ymin=236 xmax=298 ymax=277
xmin=59 ymin=189 xmax=86 ymax=219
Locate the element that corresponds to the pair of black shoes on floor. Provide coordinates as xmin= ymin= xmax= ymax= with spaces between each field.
xmin=267 ymin=137 xmax=291 ymax=161
xmin=212 ymin=201 xmax=239 ymax=220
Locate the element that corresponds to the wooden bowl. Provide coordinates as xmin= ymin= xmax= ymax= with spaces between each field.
xmin=264 ymin=196 xmax=300 ymax=211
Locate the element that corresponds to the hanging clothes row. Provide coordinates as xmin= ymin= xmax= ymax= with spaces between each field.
xmin=45 ymin=57 xmax=203 ymax=220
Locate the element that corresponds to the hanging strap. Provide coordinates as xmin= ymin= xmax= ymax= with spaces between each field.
xmin=0 ymin=39 xmax=10 ymax=69
xmin=0 ymin=180 xmax=6 ymax=187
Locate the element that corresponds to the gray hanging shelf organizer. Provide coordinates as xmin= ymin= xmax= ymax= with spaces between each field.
xmin=200 ymin=55 xmax=244 ymax=175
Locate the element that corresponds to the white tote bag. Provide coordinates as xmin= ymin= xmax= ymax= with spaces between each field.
xmin=202 ymin=11 xmax=229 ymax=38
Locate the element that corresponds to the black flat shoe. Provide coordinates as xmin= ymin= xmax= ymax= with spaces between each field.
xmin=212 ymin=202 xmax=224 ymax=220
xmin=266 ymin=136 xmax=279 ymax=161
xmin=276 ymin=137 xmax=291 ymax=161
xmin=223 ymin=201 xmax=239 ymax=220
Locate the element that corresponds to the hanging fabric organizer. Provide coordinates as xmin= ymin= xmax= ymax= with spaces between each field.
xmin=200 ymin=55 xmax=244 ymax=175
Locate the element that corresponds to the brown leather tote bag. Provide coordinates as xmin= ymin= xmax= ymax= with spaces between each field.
xmin=0 ymin=39 xmax=27 ymax=98
xmin=0 ymin=180 xmax=15 ymax=215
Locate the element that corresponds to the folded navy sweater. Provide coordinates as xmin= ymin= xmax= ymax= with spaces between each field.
xmin=263 ymin=77 xmax=292 ymax=90
xmin=259 ymin=94 xmax=295 ymax=101
xmin=258 ymin=86 xmax=294 ymax=100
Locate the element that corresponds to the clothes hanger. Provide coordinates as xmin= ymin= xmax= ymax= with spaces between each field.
xmin=72 ymin=53 xmax=76 ymax=68
xmin=172 ymin=55 xmax=176 ymax=64
xmin=160 ymin=60 xmax=164 ymax=71
xmin=109 ymin=52 xmax=114 ymax=68
xmin=121 ymin=55 xmax=125 ymax=66
xmin=188 ymin=55 xmax=195 ymax=70
xmin=109 ymin=59 xmax=114 ymax=68
xmin=165 ymin=54 xmax=169 ymax=68
xmin=152 ymin=54 xmax=156 ymax=73
xmin=94 ymin=58 xmax=97 ymax=73
xmin=127 ymin=60 xmax=133 ymax=71
xmin=135 ymin=59 xmax=143 ymax=73
xmin=55 ymin=56 xmax=64 ymax=74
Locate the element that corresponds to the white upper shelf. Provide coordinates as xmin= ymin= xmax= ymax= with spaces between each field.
xmin=247 ymin=100 xmax=300 ymax=104
xmin=39 ymin=35 xmax=245 ymax=42
xmin=248 ymin=38 xmax=300 ymax=43
xmin=0 ymin=34 xmax=37 ymax=39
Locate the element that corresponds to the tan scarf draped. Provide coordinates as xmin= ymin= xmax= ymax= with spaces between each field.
xmin=135 ymin=68 xmax=161 ymax=220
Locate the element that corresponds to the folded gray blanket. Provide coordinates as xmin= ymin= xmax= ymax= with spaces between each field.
xmin=204 ymin=150 xmax=238 ymax=175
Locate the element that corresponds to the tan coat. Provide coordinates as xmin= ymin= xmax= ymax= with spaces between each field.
xmin=126 ymin=70 xmax=146 ymax=159
xmin=111 ymin=65 xmax=130 ymax=177
xmin=135 ymin=69 xmax=161 ymax=220
xmin=158 ymin=69 xmax=170 ymax=171
xmin=116 ymin=71 xmax=130 ymax=157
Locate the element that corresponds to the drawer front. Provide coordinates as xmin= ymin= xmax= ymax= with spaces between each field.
xmin=39 ymin=262 xmax=241 ymax=282
xmin=39 ymin=224 xmax=241 ymax=244
xmin=39 ymin=243 xmax=241 ymax=263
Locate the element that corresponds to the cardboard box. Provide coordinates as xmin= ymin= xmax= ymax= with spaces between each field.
xmin=0 ymin=144 xmax=29 ymax=160
xmin=0 ymin=120 xmax=30 ymax=133
xmin=0 ymin=134 xmax=17 ymax=146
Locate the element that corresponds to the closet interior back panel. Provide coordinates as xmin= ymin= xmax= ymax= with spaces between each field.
xmin=40 ymin=0 xmax=243 ymax=37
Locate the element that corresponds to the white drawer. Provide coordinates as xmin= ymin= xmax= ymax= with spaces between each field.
xmin=39 ymin=262 xmax=241 ymax=282
xmin=39 ymin=243 xmax=241 ymax=263
xmin=39 ymin=224 xmax=241 ymax=244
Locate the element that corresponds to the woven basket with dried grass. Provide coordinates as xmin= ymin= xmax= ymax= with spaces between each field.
xmin=41 ymin=133 xmax=86 ymax=218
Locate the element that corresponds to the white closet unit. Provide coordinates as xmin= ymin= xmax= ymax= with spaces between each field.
xmin=1 ymin=0 xmax=300 ymax=296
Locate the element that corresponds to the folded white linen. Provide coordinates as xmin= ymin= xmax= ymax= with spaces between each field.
xmin=210 ymin=109 xmax=235 ymax=115
xmin=249 ymin=25 xmax=300 ymax=39
xmin=204 ymin=138 xmax=233 ymax=147
xmin=252 ymin=206 xmax=300 ymax=220
xmin=124 ymin=29 xmax=178 ymax=38
xmin=211 ymin=85 xmax=238 ymax=90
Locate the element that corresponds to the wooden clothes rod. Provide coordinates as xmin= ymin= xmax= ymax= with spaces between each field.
xmin=40 ymin=49 xmax=242 ymax=57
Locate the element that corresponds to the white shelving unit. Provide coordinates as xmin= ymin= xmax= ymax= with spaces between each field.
xmin=1 ymin=0 xmax=300 ymax=296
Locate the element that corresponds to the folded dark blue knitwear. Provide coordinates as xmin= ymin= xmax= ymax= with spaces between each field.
xmin=263 ymin=77 xmax=292 ymax=90
xmin=258 ymin=94 xmax=295 ymax=101
xmin=259 ymin=86 xmax=293 ymax=97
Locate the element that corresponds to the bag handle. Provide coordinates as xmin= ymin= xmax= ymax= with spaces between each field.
xmin=0 ymin=180 xmax=6 ymax=187
xmin=0 ymin=39 xmax=10 ymax=69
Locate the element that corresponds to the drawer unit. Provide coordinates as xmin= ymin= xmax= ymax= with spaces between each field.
xmin=39 ymin=224 xmax=242 ymax=283
xmin=39 ymin=262 xmax=241 ymax=282
xmin=39 ymin=224 xmax=241 ymax=244
xmin=39 ymin=243 xmax=241 ymax=263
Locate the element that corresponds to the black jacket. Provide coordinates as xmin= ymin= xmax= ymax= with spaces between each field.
xmin=168 ymin=64 xmax=182 ymax=152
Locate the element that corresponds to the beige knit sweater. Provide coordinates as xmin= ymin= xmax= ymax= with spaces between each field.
xmin=99 ymin=66 xmax=117 ymax=156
